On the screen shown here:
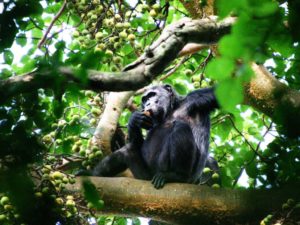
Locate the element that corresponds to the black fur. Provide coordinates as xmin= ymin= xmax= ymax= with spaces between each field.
xmin=92 ymin=84 xmax=219 ymax=189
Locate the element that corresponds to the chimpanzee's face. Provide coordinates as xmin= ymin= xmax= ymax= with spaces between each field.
xmin=141 ymin=85 xmax=174 ymax=121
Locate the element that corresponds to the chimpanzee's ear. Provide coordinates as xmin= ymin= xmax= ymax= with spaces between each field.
xmin=163 ymin=84 xmax=173 ymax=94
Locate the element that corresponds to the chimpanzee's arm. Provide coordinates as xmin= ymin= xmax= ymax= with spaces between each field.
xmin=186 ymin=87 xmax=219 ymax=114
xmin=128 ymin=111 xmax=152 ymax=150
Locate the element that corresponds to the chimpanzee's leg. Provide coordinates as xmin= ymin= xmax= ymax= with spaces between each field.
xmin=93 ymin=144 xmax=152 ymax=180
xmin=152 ymin=121 xmax=199 ymax=189
xmin=92 ymin=146 xmax=128 ymax=176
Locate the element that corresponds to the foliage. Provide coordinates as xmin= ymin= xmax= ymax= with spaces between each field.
xmin=0 ymin=0 xmax=300 ymax=224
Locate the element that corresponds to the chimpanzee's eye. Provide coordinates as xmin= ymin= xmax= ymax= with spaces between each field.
xmin=142 ymin=92 xmax=156 ymax=104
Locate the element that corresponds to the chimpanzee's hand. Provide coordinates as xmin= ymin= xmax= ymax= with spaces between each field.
xmin=128 ymin=111 xmax=153 ymax=130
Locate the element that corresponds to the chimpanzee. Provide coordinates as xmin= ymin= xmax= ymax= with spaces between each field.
xmin=92 ymin=84 xmax=219 ymax=189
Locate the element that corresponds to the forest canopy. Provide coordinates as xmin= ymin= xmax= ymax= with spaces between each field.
xmin=0 ymin=0 xmax=300 ymax=225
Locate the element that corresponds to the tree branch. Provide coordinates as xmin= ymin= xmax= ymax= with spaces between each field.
xmin=38 ymin=0 xmax=67 ymax=48
xmin=0 ymin=16 xmax=234 ymax=103
xmin=68 ymin=177 xmax=300 ymax=225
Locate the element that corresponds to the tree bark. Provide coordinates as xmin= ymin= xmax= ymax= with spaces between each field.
xmin=246 ymin=63 xmax=300 ymax=137
xmin=68 ymin=177 xmax=300 ymax=225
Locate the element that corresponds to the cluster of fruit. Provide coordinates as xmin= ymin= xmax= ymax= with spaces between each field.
xmin=36 ymin=167 xmax=79 ymax=218
xmin=81 ymin=144 xmax=103 ymax=170
xmin=202 ymin=167 xmax=220 ymax=188
xmin=0 ymin=196 xmax=20 ymax=224
xmin=66 ymin=0 xmax=162 ymax=66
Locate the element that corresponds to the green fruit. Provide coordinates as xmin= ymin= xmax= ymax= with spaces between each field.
xmin=123 ymin=22 xmax=130 ymax=29
xmin=113 ymin=42 xmax=121 ymax=49
xmin=127 ymin=34 xmax=136 ymax=42
xmin=55 ymin=179 xmax=62 ymax=185
xmin=82 ymin=29 xmax=89 ymax=35
xmin=92 ymin=146 xmax=99 ymax=153
xmin=115 ymin=14 xmax=122 ymax=21
xmin=63 ymin=177 xmax=69 ymax=184
xmin=91 ymin=15 xmax=97 ymax=21
xmin=42 ymin=135 xmax=52 ymax=143
xmin=282 ymin=203 xmax=289 ymax=210
xmin=79 ymin=149 xmax=86 ymax=156
xmin=66 ymin=195 xmax=74 ymax=200
xmin=0 ymin=196 xmax=9 ymax=206
xmin=42 ymin=187 xmax=49 ymax=193
xmin=95 ymin=5 xmax=103 ymax=13
xmin=212 ymin=184 xmax=220 ymax=189
xmin=51 ymin=171 xmax=63 ymax=180
xmin=55 ymin=198 xmax=64 ymax=205
xmin=88 ymin=153 xmax=95 ymax=160
xmin=142 ymin=4 xmax=150 ymax=11
xmin=0 ymin=214 xmax=6 ymax=221
xmin=193 ymin=82 xmax=200 ymax=88
xmin=66 ymin=200 xmax=75 ymax=207
xmin=87 ymin=202 xmax=94 ymax=209
xmin=72 ymin=30 xmax=80 ymax=38
xmin=111 ymin=65 xmax=118 ymax=72
xmin=113 ymin=56 xmax=122 ymax=64
xmin=90 ymin=118 xmax=97 ymax=126
xmin=203 ymin=167 xmax=211 ymax=174
xmin=152 ymin=4 xmax=160 ymax=10
xmin=51 ymin=123 xmax=58 ymax=129
xmin=4 ymin=204 xmax=13 ymax=211
xmin=287 ymin=198 xmax=295 ymax=206
xmin=95 ymin=151 xmax=102 ymax=157
xmin=56 ymin=139 xmax=62 ymax=145
xmin=91 ymin=108 xmax=101 ymax=116
xmin=125 ymin=11 xmax=131 ymax=18
xmin=85 ymin=90 xmax=94 ymax=97
xmin=94 ymin=96 xmax=101 ymax=104
xmin=97 ymin=200 xmax=104 ymax=209
xmin=58 ymin=120 xmax=67 ymax=127
xmin=119 ymin=30 xmax=127 ymax=39
xmin=72 ymin=145 xmax=80 ymax=152
xmin=150 ymin=9 xmax=157 ymax=17
xmin=95 ymin=32 xmax=104 ymax=40
xmin=212 ymin=173 xmax=219 ymax=180
xmin=185 ymin=69 xmax=193 ymax=76
xmin=82 ymin=160 xmax=89 ymax=167
xmin=115 ymin=22 xmax=124 ymax=29
xmin=35 ymin=192 xmax=43 ymax=198
xmin=42 ymin=174 xmax=50 ymax=180
xmin=105 ymin=50 xmax=113 ymax=57
xmin=191 ymin=75 xmax=201 ymax=82
xmin=69 ymin=178 xmax=76 ymax=184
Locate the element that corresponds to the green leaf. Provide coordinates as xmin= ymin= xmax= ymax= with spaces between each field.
xmin=267 ymin=25 xmax=293 ymax=57
xmin=216 ymin=0 xmax=245 ymax=18
xmin=245 ymin=161 xmax=258 ymax=178
xmin=216 ymin=78 xmax=244 ymax=112
xmin=32 ymin=28 xmax=43 ymax=38
xmin=174 ymin=83 xmax=187 ymax=95
xmin=4 ymin=50 xmax=14 ymax=65
xmin=219 ymin=35 xmax=244 ymax=59
xmin=82 ymin=179 xmax=104 ymax=210
xmin=252 ymin=2 xmax=278 ymax=18
xmin=236 ymin=63 xmax=254 ymax=83
xmin=206 ymin=57 xmax=235 ymax=80
xmin=16 ymin=34 xmax=27 ymax=47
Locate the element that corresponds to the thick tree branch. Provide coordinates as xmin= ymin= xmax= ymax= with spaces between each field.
xmin=68 ymin=177 xmax=300 ymax=225
xmin=0 ymin=17 xmax=234 ymax=103
xmin=246 ymin=63 xmax=300 ymax=137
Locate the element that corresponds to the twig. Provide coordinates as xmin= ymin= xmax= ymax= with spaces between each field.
xmin=159 ymin=56 xmax=190 ymax=81
xmin=38 ymin=0 xmax=67 ymax=48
